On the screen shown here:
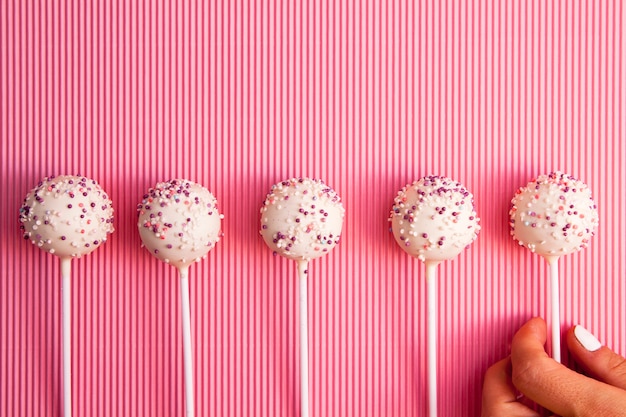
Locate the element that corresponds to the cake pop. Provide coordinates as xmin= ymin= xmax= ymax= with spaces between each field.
xmin=389 ymin=175 xmax=480 ymax=417
xmin=20 ymin=175 xmax=115 ymax=257
xmin=510 ymin=171 xmax=598 ymax=362
xmin=137 ymin=179 xmax=222 ymax=417
xmin=137 ymin=179 xmax=222 ymax=267
xmin=390 ymin=175 xmax=480 ymax=262
xmin=510 ymin=171 xmax=598 ymax=258
xmin=260 ymin=177 xmax=345 ymax=417
xmin=19 ymin=175 xmax=115 ymax=417
xmin=260 ymin=177 xmax=344 ymax=261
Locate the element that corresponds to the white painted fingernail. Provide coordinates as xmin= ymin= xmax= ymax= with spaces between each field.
xmin=574 ymin=325 xmax=602 ymax=352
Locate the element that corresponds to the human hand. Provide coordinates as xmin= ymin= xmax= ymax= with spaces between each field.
xmin=482 ymin=317 xmax=626 ymax=416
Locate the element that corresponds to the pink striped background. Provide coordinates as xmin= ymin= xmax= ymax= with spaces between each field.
xmin=1 ymin=0 xmax=625 ymax=416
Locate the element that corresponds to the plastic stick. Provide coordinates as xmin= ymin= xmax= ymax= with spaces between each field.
xmin=61 ymin=257 xmax=72 ymax=417
xmin=297 ymin=260 xmax=310 ymax=417
xmin=180 ymin=266 xmax=195 ymax=416
xmin=425 ymin=261 xmax=439 ymax=417
xmin=548 ymin=258 xmax=561 ymax=362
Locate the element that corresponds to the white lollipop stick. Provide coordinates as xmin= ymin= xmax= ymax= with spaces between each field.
xmin=546 ymin=256 xmax=561 ymax=363
xmin=179 ymin=266 xmax=195 ymax=416
xmin=297 ymin=259 xmax=310 ymax=417
xmin=425 ymin=261 xmax=439 ymax=417
xmin=60 ymin=257 xmax=72 ymax=417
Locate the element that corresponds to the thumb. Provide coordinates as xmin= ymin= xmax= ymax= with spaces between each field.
xmin=567 ymin=325 xmax=626 ymax=390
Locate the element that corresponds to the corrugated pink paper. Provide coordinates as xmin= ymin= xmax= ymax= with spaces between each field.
xmin=1 ymin=0 xmax=624 ymax=416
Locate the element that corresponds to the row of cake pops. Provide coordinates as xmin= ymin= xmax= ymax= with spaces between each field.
xmin=18 ymin=173 xmax=598 ymax=417
xmin=19 ymin=173 xmax=598 ymax=264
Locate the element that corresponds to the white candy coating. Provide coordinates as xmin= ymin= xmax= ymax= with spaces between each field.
xmin=137 ymin=179 xmax=222 ymax=268
xmin=509 ymin=172 xmax=598 ymax=258
xmin=260 ymin=178 xmax=345 ymax=261
xmin=390 ymin=176 xmax=480 ymax=262
xmin=19 ymin=175 xmax=115 ymax=258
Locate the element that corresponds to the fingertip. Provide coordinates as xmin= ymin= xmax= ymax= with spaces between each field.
xmin=573 ymin=325 xmax=602 ymax=351
xmin=512 ymin=317 xmax=548 ymax=355
xmin=521 ymin=317 xmax=547 ymax=335
xmin=526 ymin=317 xmax=547 ymax=332
xmin=566 ymin=325 xmax=626 ymax=390
xmin=566 ymin=325 xmax=602 ymax=360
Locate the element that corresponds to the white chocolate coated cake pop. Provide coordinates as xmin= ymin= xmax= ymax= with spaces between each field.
xmin=260 ymin=178 xmax=345 ymax=261
xmin=19 ymin=175 xmax=115 ymax=258
xmin=137 ymin=179 xmax=222 ymax=268
xmin=390 ymin=176 xmax=480 ymax=262
xmin=509 ymin=171 xmax=599 ymax=258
